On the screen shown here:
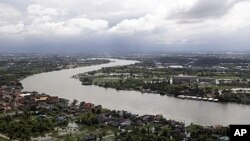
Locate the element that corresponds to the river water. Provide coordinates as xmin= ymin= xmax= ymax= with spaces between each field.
xmin=21 ymin=59 xmax=250 ymax=126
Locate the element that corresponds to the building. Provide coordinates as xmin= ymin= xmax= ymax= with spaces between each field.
xmin=170 ymin=75 xmax=198 ymax=84
xmin=198 ymin=77 xmax=219 ymax=85
xmin=35 ymin=96 xmax=49 ymax=101
xmin=170 ymin=75 xmax=219 ymax=85
xmin=83 ymin=103 xmax=95 ymax=110
xmin=169 ymin=65 xmax=184 ymax=69
xmin=47 ymin=96 xmax=60 ymax=104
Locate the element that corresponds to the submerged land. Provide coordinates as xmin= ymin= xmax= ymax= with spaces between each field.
xmin=1 ymin=53 xmax=249 ymax=140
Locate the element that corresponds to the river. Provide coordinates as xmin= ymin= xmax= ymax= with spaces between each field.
xmin=21 ymin=59 xmax=250 ymax=126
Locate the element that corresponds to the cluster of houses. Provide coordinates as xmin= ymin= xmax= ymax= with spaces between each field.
xmin=94 ymin=110 xmax=185 ymax=137
xmin=82 ymin=112 xmax=186 ymax=140
xmin=0 ymin=85 xmax=62 ymax=113
xmin=0 ymin=81 xmax=23 ymax=112
xmin=71 ymin=102 xmax=185 ymax=132
xmin=19 ymin=92 xmax=62 ymax=110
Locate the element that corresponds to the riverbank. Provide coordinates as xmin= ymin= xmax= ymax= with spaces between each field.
xmin=0 ymin=57 xmax=112 ymax=115
xmin=78 ymin=60 xmax=250 ymax=105
xmin=0 ymin=91 xmax=230 ymax=141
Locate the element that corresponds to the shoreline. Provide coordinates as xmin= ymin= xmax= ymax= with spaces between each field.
xmin=80 ymin=83 xmax=233 ymax=105
xmin=0 ymin=90 xmax=230 ymax=141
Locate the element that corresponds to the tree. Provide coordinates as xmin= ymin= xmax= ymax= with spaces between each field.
xmin=4 ymin=97 xmax=10 ymax=103
xmin=161 ymin=127 xmax=171 ymax=137
xmin=141 ymin=127 xmax=147 ymax=134
xmin=79 ymin=101 xmax=85 ymax=108
xmin=71 ymin=99 xmax=78 ymax=107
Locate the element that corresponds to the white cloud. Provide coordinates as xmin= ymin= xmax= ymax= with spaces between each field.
xmin=0 ymin=0 xmax=250 ymax=51
xmin=27 ymin=4 xmax=63 ymax=24
xmin=27 ymin=17 xmax=109 ymax=36
xmin=27 ymin=4 xmax=59 ymax=16
xmin=0 ymin=22 xmax=24 ymax=34
xmin=222 ymin=1 xmax=250 ymax=31
xmin=108 ymin=14 xmax=160 ymax=34
xmin=0 ymin=4 xmax=24 ymax=34
xmin=106 ymin=0 xmax=250 ymax=44
xmin=0 ymin=3 xmax=22 ymax=25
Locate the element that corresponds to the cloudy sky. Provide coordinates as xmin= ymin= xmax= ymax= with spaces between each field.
xmin=0 ymin=0 xmax=250 ymax=53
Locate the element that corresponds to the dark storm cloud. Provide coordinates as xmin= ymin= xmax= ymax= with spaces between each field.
xmin=0 ymin=0 xmax=250 ymax=53
xmin=0 ymin=0 xmax=30 ymax=11
xmin=172 ymin=0 xmax=244 ymax=20
xmin=0 ymin=34 xmax=157 ymax=54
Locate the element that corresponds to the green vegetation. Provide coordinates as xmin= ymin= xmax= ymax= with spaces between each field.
xmin=0 ymin=113 xmax=60 ymax=140
xmin=115 ymin=125 xmax=185 ymax=141
xmin=186 ymin=124 xmax=229 ymax=141
xmin=0 ymin=55 xmax=110 ymax=85
xmin=219 ymin=90 xmax=250 ymax=104
xmin=76 ymin=112 xmax=99 ymax=126
xmin=0 ymin=54 xmax=112 ymax=140
xmin=79 ymin=55 xmax=250 ymax=105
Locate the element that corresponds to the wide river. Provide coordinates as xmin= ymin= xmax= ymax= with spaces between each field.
xmin=21 ymin=59 xmax=250 ymax=126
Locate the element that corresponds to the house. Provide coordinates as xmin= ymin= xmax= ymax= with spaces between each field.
xmin=168 ymin=65 xmax=183 ymax=69
xmin=19 ymin=93 xmax=31 ymax=97
xmin=140 ymin=115 xmax=154 ymax=122
xmin=35 ymin=96 xmax=48 ymax=101
xmin=97 ymin=114 xmax=110 ymax=123
xmin=134 ymin=120 xmax=143 ymax=126
xmin=56 ymin=116 xmax=66 ymax=121
xmin=120 ymin=120 xmax=131 ymax=127
xmin=37 ymin=102 xmax=51 ymax=109
xmin=47 ymin=96 xmax=60 ymax=104
xmin=109 ymin=121 xmax=120 ymax=127
xmin=83 ymin=103 xmax=94 ymax=110
xmin=154 ymin=114 xmax=163 ymax=121
xmin=84 ymin=135 xmax=97 ymax=141
xmin=218 ymin=79 xmax=233 ymax=84
xmin=198 ymin=77 xmax=219 ymax=85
